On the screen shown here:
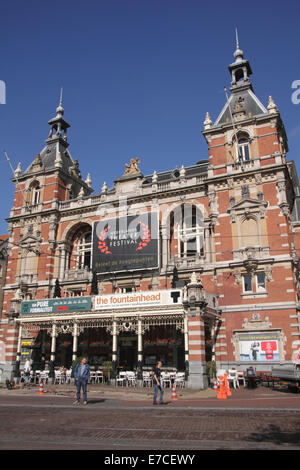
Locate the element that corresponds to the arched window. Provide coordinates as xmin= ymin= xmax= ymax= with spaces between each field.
xmin=170 ymin=204 xmax=204 ymax=259
xmin=238 ymin=137 xmax=250 ymax=162
xmin=28 ymin=181 xmax=41 ymax=205
xmin=77 ymin=231 xmax=92 ymax=269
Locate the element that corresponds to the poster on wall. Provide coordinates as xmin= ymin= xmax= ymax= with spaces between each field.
xmin=238 ymin=333 xmax=279 ymax=362
xmin=92 ymin=212 xmax=159 ymax=274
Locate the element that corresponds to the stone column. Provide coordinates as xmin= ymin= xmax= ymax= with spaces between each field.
xmin=72 ymin=322 xmax=79 ymax=362
xmin=49 ymin=323 xmax=57 ymax=383
xmin=14 ymin=323 xmax=23 ymax=383
xmin=111 ymin=318 xmax=118 ymax=381
xmin=137 ymin=317 xmax=143 ymax=381
xmin=184 ymin=314 xmax=189 ymax=381
xmin=204 ymin=226 xmax=211 ymax=263
xmin=161 ymin=226 xmax=169 ymax=271
xmin=59 ymin=246 xmax=67 ymax=279
xmin=183 ymin=274 xmax=209 ymax=389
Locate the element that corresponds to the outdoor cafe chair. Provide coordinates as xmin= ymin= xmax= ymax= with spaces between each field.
xmin=34 ymin=370 xmax=41 ymax=384
xmin=161 ymin=372 xmax=171 ymax=388
xmin=237 ymin=371 xmax=246 ymax=386
xmin=174 ymin=372 xmax=185 ymax=388
xmin=126 ymin=371 xmax=137 ymax=387
xmin=65 ymin=370 xmax=72 ymax=384
xmin=40 ymin=371 xmax=48 ymax=384
xmin=89 ymin=371 xmax=96 ymax=383
xmin=227 ymin=369 xmax=239 ymax=389
xmin=116 ymin=372 xmax=127 ymax=386
xmin=54 ymin=370 xmax=65 ymax=385
xmin=95 ymin=371 xmax=104 ymax=383
xmin=142 ymin=371 xmax=153 ymax=387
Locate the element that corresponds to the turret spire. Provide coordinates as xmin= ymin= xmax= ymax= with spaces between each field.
xmin=233 ymin=28 xmax=244 ymax=63
xmin=56 ymin=87 xmax=64 ymax=117
xmin=47 ymin=88 xmax=70 ymax=141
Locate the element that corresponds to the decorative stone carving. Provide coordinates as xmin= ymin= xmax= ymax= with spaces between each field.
xmin=124 ymin=157 xmax=141 ymax=175
xmin=242 ymin=313 xmax=272 ymax=330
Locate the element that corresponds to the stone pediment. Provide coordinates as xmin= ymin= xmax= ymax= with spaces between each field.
xmin=18 ymin=234 xmax=41 ymax=254
xmin=227 ymin=195 xmax=268 ymax=222
xmin=231 ymin=197 xmax=267 ymax=210
xmin=28 ymin=154 xmax=45 ymax=174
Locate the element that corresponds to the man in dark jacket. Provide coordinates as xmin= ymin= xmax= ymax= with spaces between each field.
xmin=73 ymin=357 xmax=90 ymax=405
xmin=152 ymin=361 xmax=165 ymax=405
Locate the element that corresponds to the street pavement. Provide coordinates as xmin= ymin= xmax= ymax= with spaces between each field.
xmin=1 ymin=382 xmax=300 ymax=451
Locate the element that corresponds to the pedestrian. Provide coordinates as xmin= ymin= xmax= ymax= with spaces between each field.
xmin=152 ymin=361 xmax=165 ymax=405
xmin=73 ymin=357 xmax=90 ymax=405
xmin=23 ymin=359 xmax=31 ymax=384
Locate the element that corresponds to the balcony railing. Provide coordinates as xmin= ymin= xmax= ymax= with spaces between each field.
xmin=63 ymin=268 xmax=92 ymax=282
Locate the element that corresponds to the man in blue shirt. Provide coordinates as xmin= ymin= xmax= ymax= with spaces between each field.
xmin=73 ymin=357 xmax=90 ymax=405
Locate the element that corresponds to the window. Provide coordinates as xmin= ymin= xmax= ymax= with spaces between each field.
xmin=119 ymin=286 xmax=135 ymax=293
xmin=238 ymin=138 xmax=250 ymax=162
xmin=243 ymin=274 xmax=252 ymax=292
xmin=77 ymin=232 xmax=92 ymax=269
xmin=28 ymin=181 xmax=41 ymax=205
xmin=243 ymin=273 xmax=266 ymax=294
xmin=176 ymin=205 xmax=204 ymax=258
xmin=256 ymin=273 xmax=266 ymax=291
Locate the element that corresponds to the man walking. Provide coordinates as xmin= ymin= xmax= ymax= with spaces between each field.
xmin=152 ymin=361 xmax=165 ymax=405
xmin=73 ymin=357 xmax=90 ymax=405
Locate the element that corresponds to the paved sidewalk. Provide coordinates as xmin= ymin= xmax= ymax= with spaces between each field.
xmin=1 ymin=382 xmax=300 ymax=409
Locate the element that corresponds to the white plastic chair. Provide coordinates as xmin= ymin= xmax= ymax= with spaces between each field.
xmin=89 ymin=371 xmax=96 ymax=383
xmin=65 ymin=370 xmax=72 ymax=384
xmin=54 ymin=370 xmax=65 ymax=384
xmin=40 ymin=371 xmax=48 ymax=384
xmin=34 ymin=370 xmax=41 ymax=384
xmin=142 ymin=371 xmax=153 ymax=387
xmin=95 ymin=371 xmax=104 ymax=383
xmin=237 ymin=371 xmax=246 ymax=386
xmin=227 ymin=369 xmax=239 ymax=389
xmin=116 ymin=372 xmax=127 ymax=386
xmin=174 ymin=372 xmax=185 ymax=388
xmin=126 ymin=372 xmax=137 ymax=387
xmin=161 ymin=372 xmax=171 ymax=388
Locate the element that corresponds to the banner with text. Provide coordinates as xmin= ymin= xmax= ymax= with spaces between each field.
xmin=21 ymin=297 xmax=92 ymax=315
xmin=238 ymin=332 xmax=279 ymax=362
xmin=95 ymin=290 xmax=182 ymax=310
xmin=92 ymin=212 xmax=159 ymax=274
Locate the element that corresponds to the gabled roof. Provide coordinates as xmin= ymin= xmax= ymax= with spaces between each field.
xmin=214 ymin=88 xmax=267 ymax=127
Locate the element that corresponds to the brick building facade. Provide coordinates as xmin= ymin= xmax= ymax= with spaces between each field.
xmin=1 ymin=40 xmax=300 ymax=388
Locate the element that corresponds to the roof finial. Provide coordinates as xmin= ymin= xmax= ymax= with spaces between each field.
xmin=235 ymin=28 xmax=239 ymax=49
xmin=56 ymin=87 xmax=64 ymax=116
xmin=234 ymin=28 xmax=244 ymax=62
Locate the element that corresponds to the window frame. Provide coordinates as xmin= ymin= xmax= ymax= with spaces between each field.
xmin=242 ymin=272 xmax=267 ymax=294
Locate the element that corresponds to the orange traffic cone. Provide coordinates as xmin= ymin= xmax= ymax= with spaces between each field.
xmin=171 ymin=383 xmax=178 ymax=401
xmin=217 ymin=376 xmax=227 ymax=399
xmin=38 ymin=381 xmax=45 ymax=395
xmin=224 ymin=373 xmax=232 ymax=396
xmin=213 ymin=378 xmax=218 ymax=392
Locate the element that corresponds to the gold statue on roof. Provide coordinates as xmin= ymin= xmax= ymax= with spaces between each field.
xmin=124 ymin=157 xmax=141 ymax=175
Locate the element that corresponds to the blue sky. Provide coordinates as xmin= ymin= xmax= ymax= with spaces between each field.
xmin=0 ymin=0 xmax=299 ymax=234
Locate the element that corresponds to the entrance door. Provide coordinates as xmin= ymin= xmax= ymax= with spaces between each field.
xmin=118 ymin=335 xmax=137 ymax=370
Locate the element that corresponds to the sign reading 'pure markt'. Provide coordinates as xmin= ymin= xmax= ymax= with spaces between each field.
xmin=21 ymin=297 xmax=92 ymax=315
